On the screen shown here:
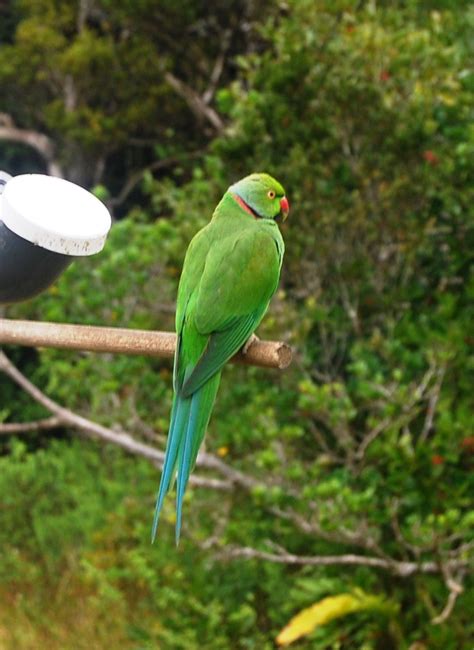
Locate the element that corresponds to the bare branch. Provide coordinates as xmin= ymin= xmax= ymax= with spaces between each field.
xmin=446 ymin=541 xmax=474 ymax=558
xmin=413 ymin=363 xmax=437 ymax=402
xmin=419 ymin=365 xmax=446 ymax=444
xmin=107 ymin=150 xmax=205 ymax=209
xmin=195 ymin=449 xmax=260 ymax=491
xmin=184 ymin=474 xmax=232 ymax=491
xmin=165 ymin=72 xmax=224 ymax=131
xmin=269 ymin=505 xmax=351 ymax=542
xmin=0 ymin=416 xmax=62 ymax=434
xmin=202 ymin=30 xmax=232 ymax=105
xmin=77 ymin=0 xmax=95 ymax=32
xmin=0 ymin=114 xmax=63 ymax=177
xmin=390 ymin=499 xmax=430 ymax=559
xmin=218 ymin=544 xmax=469 ymax=578
xmin=432 ymin=570 xmax=465 ymax=625
xmin=338 ymin=279 xmax=360 ymax=335
xmin=355 ymin=416 xmax=392 ymax=461
xmin=63 ymin=75 xmax=77 ymax=113
xmin=0 ymin=319 xmax=293 ymax=370
xmin=305 ymin=417 xmax=340 ymax=458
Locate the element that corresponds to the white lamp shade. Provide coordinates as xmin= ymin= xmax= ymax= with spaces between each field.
xmin=1 ymin=174 xmax=112 ymax=256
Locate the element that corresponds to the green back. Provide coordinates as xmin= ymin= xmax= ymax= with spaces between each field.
xmin=175 ymin=191 xmax=285 ymax=396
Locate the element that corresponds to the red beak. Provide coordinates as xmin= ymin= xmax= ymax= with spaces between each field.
xmin=280 ymin=196 xmax=290 ymax=221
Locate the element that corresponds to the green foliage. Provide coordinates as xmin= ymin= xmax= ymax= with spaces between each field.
xmin=0 ymin=0 xmax=274 ymax=189
xmin=1 ymin=1 xmax=473 ymax=648
xmin=0 ymin=438 xmax=293 ymax=649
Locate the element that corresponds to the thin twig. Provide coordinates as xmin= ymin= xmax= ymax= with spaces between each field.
xmin=355 ymin=416 xmax=392 ymax=461
xmin=107 ymin=149 xmax=205 ymax=208
xmin=390 ymin=500 xmax=430 ymax=559
xmin=419 ymin=365 xmax=446 ymax=444
xmin=432 ymin=569 xmax=465 ymax=625
xmin=0 ymin=416 xmax=62 ymax=434
xmin=268 ymin=505 xmax=377 ymax=549
xmin=217 ymin=545 xmax=468 ymax=578
xmin=165 ymin=71 xmax=224 ymax=131
xmin=202 ymin=29 xmax=232 ymax=104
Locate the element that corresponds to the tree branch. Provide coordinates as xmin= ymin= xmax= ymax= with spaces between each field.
xmin=432 ymin=569 xmax=465 ymax=625
xmin=0 ymin=114 xmax=63 ymax=177
xmin=355 ymin=416 xmax=392 ymax=461
xmin=0 ymin=319 xmax=293 ymax=370
xmin=419 ymin=365 xmax=446 ymax=444
xmin=218 ymin=545 xmax=469 ymax=578
xmin=165 ymin=72 xmax=224 ymax=131
xmin=0 ymin=416 xmax=62 ymax=434
xmin=107 ymin=149 xmax=205 ymax=209
xmin=202 ymin=29 xmax=232 ymax=105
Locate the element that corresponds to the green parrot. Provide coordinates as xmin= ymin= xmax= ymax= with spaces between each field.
xmin=152 ymin=172 xmax=289 ymax=542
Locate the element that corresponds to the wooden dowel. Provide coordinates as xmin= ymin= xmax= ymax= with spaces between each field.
xmin=0 ymin=318 xmax=292 ymax=369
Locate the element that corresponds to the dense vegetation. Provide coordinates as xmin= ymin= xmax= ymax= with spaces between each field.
xmin=0 ymin=1 xmax=472 ymax=648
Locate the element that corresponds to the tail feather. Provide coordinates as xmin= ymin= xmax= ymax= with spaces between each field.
xmin=152 ymin=372 xmax=222 ymax=544
xmin=151 ymin=395 xmax=190 ymax=542
xmin=189 ymin=372 xmax=221 ymax=469
xmin=175 ymin=392 xmax=200 ymax=542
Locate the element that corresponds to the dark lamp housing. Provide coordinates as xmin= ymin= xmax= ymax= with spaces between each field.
xmin=0 ymin=173 xmax=111 ymax=304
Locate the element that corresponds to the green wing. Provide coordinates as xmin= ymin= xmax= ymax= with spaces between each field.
xmin=175 ymin=224 xmax=212 ymax=336
xmin=181 ymin=309 xmax=265 ymax=397
xmin=180 ymin=228 xmax=282 ymax=397
xmin=173 ymin=225 xmax=212 ymax=391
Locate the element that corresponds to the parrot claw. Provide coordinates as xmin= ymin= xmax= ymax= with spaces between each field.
xmin=242 ymin=333 xmax=260 ymax=355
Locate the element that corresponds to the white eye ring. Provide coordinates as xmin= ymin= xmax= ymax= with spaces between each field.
xmin=268 ymin=190 xmax=276 ymax=199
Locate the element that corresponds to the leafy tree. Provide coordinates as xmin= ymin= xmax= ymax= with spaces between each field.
xmin=0 ymin=0 xmax=273 ymax=195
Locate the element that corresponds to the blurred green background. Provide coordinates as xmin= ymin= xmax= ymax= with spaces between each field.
xmin=0 ymin=1 xmax=473 ymax=648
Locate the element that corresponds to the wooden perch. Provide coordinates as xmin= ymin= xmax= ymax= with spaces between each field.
xmin=0 ymin=318 xmax=292 ymax=369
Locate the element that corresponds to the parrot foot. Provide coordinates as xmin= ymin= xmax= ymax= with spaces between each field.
xmin=242 ymin=333 xmax=260 ymax=355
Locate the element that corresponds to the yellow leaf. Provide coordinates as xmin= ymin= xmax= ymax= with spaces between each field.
xmin=276 ymin=593 xmax=364 ymax=646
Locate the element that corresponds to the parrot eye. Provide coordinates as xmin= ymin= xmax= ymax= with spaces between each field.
xmin=267 ymin=190 xmax=276 ymax=199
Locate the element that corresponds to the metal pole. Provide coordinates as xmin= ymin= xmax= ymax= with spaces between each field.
xmin=0 ymin=319 xmax=292 ymax=369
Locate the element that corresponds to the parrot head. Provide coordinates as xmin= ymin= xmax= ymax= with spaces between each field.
xmin=229 ymin=173 xmax=290 ymax=222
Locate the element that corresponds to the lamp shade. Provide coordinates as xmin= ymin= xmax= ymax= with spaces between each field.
xmin=0 ymin=174 xmax=112 ymax=303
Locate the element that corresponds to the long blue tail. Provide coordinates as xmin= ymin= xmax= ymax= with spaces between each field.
xmin=151 ymin=394 xmax=190 ymax=542
xmin=151 ymin=373 xmax=220 ymax=544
